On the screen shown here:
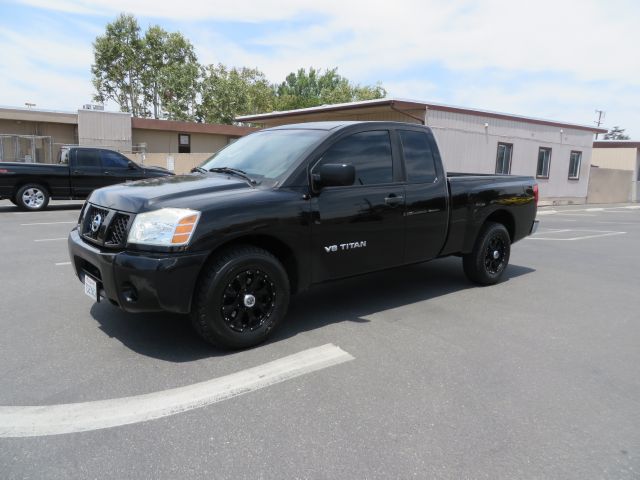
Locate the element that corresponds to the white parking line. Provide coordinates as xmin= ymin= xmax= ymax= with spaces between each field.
xmin=0 ymin=343 xmax=354 ymax=437
xmin=55 ymin=262 xmax=71 ymax=266
xmin=34 ymin=238 xmax=67 ymax=242
xmin=21 ymin=221 xmax=76 ymax=226
xmin=529 ymin=230 xmax=626 ymax=241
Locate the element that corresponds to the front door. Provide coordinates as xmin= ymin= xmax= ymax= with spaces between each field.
xmin=310 ymin=130 xmax=405 ymax=282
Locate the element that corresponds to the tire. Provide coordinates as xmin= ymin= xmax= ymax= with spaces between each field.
xmin=462 ymin=222 xmax=511 ymax=285
xmin=191 ymin=245 xmax=290 ymax=349
xmin=16 ymin=184 xmax=50 ymax=211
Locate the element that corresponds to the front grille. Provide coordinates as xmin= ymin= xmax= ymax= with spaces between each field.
xmin=81 ymin=204 xmax=132 ymax=249
xmin=105 ymin=213 xmax=130 ymax=247
xmin=82 ymin=205 xmax=109 ymax=240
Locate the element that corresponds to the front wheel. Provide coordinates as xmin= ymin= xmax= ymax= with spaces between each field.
xmin=191 ymin=246 xmax=290 ymax=349
xmin=463 ymin=222 xmax=511 ymax=285
xmin=16 ymin=184 xmax=50 ymax=211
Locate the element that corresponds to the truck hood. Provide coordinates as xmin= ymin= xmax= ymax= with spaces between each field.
xmin=88 ymin=174 xmax=252 ymax=213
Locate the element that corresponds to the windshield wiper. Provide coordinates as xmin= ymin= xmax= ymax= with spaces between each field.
xmin=191 ymin=166 xmax=208 ymax=174
xmin=208 ymin=167 xmax=257 ymax=185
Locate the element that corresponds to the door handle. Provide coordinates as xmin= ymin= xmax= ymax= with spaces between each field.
xmin=72 ymin=170 xmax=81 ymax=174
xmin=103 ymin=171 xmax=112 ymax=175
xmin=384 ymin=194 xmax=404 ymax=206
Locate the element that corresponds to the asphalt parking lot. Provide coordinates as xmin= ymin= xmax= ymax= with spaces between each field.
xmin=1 ymin=200 xmax=639 ymax=479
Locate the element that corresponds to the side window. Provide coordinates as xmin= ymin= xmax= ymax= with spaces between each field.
xmin=101 ymin=151 xmax=130 ymax=169
xmin=568 ymin=151 xmax=582 ymax=179
xmin=179 ymin=134 xmax=191 ymax=153
xmin=75 ymin=149 xmax=101 ymax=168
xmin=536 ymin=147 xmax=552 ymax=178
xmin=317 ymin=131 xmax=393 ymax=185
xmin=495 ymin=143 xmax=513 ymax=174
xmin=399 ymin=130 xmax=437 ymax=183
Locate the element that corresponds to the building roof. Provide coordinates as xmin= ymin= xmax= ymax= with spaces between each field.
xmin=236 ymin=98 xmax=608 ymax=134
xmin=0 ymin=105 xmax=77 ymax=124
xmin=593 ymin=140 xmax=640 ymax=149
xmin=132 ymin=117 xmax=257 ymax=136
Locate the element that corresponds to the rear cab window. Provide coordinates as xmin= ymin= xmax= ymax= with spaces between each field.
xmin=399 ymin=130 xmax=437 ymax=183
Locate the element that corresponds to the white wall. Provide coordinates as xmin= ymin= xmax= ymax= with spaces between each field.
xmin=426 ymin=110 xmax=594 ymax=202
xmin=78 ymin=110 xmax=132 ymax=152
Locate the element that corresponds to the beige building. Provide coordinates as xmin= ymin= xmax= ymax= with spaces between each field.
xmin=238 ymin=98 xmax=606 ymax=204
xmin=590 ymin=141 xmax=640 ymax=203
xmin=0 ymin=106 xmax=255 ymax=173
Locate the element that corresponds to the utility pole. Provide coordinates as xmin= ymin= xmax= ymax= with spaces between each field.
xmin=594 ymin=109 xmax=606 ymax=139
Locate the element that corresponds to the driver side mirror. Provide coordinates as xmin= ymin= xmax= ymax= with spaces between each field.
xmin=127 ymin=160 xmax=136 ymax=170
xmin=312 ymin=163 xmax=355 ymax=189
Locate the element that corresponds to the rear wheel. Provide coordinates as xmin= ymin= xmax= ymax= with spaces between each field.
xmin=463 ymin=222 xmax=511 ymax=285
xmin=191 ymin=246 xmax=290 ymax=349
xmin=16 ymin=184 xmax=50 ymax=211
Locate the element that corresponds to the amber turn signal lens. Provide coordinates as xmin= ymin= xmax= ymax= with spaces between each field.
xmin=171 ymin=214 xmax=199 ymax=244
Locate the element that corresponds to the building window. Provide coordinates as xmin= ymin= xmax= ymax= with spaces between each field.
xmin=495 ymin=142 xmax=513 ymax=174
xmin=568 ymin=151 xmax=582 ymax=179
xmin=178 ymin=134 xmax=191 ymax=153
xmin=536 ymin=147 xmax=551 ymax=178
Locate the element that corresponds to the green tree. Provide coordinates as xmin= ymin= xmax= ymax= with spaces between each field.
xmin=604 ymin=126 xmax=631 ymax=140
xmin=198 ymin=64 xmax=276 ymax=124
xmin=275 ymin=67 xmax=386 ymax=111
xmin=141 ymin=27 xmax=199 ymax=121
xmin=92 ymin=13 xmax=145 ymax=116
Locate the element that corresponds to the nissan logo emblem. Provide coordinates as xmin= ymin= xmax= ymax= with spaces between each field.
xmin=90 ymin=213 xmax=102 ymax=233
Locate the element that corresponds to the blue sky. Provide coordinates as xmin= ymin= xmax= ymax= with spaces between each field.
xmin=1 ymin=0 xmax=638 ymax=137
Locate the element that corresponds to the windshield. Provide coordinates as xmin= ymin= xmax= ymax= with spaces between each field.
xmin=199 ymin=129 xmax=325 ymax=183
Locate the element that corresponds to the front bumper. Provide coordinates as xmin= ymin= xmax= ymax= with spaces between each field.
xmin=68 ymin=228 xmax=209 ymax=314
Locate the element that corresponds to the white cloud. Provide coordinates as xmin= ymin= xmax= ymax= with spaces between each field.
xmin=4 ymin=0 xmax=640 ymax=135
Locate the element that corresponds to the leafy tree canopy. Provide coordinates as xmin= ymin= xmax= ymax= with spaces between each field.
xmin=91 ymin=14 xmax=386 ymax=124
xmin=603 ymin=126 xmax=631 ymax=140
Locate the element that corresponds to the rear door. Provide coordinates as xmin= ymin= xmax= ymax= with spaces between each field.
xmin=100 ymin=150 xmax=144 ymax=185
xmin=398 ymin=129 xmax=449 ymax=263
xmin=70 ymin=148 xmax=104 ymax=197
xmin=310 ymin=129 xmax=405 ymax=282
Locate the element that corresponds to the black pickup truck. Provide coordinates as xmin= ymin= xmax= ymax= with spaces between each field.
xmin=0 ymin=147 xmax=172 ymax=210
xmin=68 ymin=121 xmax=538 ymax=349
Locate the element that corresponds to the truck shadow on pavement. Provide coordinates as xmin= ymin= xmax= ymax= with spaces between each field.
xmin=90 ymin=257 xmax=534 ymax=361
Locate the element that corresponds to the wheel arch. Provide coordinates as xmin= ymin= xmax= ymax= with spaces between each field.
xmin=14 ymin=179 xmax=52 ymax=198
xmin=483 ymin=209 xmax=515 ymax=241
xmin=197 ymin=234 xmax=300 ymax=295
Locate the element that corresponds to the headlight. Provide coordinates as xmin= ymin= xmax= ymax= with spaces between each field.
xmin=128 ymin=208 xmax=201 ymax=247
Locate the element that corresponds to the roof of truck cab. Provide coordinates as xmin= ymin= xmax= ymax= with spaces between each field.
xmin=265 ymin=120 xmax=428 ymax=131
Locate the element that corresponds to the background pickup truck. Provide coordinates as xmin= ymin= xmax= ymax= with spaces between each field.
xmin=0 ymin=146 xmax=172 ymax=210
xmin=68 ymin=121 xmax=539 ymax=349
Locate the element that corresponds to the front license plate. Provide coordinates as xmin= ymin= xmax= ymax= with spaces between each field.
xmin=84 ymin=275 xmax=98 ymax=302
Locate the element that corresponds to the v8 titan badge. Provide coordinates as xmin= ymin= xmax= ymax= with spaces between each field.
xmin=324 ymin=241 xmax=367 ymax=253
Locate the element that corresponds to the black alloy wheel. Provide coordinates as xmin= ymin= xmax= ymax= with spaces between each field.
xmin=191 ymin=245 xmax=290 ymax=349
xmin=463 ymin=221 xmax=511 ymax=285
xmin=221 ymin=269 xmax=276 ymax=333
xmin=484 ymin=235 xmax=507 ymax=275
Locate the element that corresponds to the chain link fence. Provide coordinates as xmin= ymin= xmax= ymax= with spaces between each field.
xmin=0 ymin=135 xmax=54 ymax=163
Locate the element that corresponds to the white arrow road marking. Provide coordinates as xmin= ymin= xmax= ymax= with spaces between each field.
xmin=0 ymin=344 xmax=354 ymax=438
